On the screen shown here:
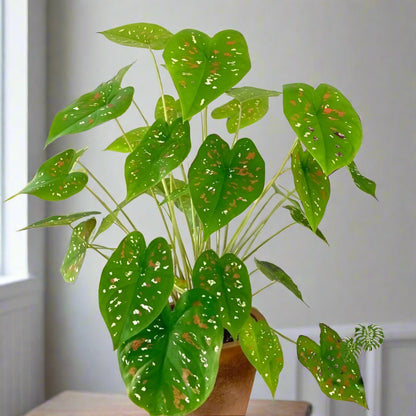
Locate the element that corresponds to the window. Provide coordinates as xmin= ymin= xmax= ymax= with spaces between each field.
xmin=0 ymin=0 xmax=29 ymax=281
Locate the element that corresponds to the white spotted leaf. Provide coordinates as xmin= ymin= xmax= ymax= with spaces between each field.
xmin=19 ymin=211 xmax=100 ymax=230
xmin=99 ymin=231 xmax=174 ymax=350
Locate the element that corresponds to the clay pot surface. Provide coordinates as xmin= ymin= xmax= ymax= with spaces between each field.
xmin=190 ymin=308 xmax=265 ymax=416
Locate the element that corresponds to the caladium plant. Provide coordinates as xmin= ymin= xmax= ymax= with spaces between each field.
xmin=8 ymin=22 xmax=384 ymax=415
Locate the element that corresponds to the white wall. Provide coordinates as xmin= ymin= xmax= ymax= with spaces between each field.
xmin=45 ymin=0 xmax=416 ymax=410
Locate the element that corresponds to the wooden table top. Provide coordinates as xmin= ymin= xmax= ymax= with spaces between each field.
xmin=25 ymin=391 xmax=312 ymax=416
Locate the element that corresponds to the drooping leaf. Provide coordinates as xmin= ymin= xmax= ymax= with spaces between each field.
xmin=60 ymin=218 xmax=96 ymax=283
xmin=297 ymin=323 xmax=368 ymax=409
xmin=283 ymin=83 xmax=362 ymax=176
xmin=347 ymin=161 xmax=377 ymax=199
xmin=105 ymin=126 xmax=150 ymax=152
xmin=124 ymin=118 xmax=191 ymax=203
xmin=240 ymin=316 xmax=283 ymax=398
xmin=212 ymin=87 xmax=280 ymax=133
xmin=254 ymin=258 xmax=307 ymax=305
xmin=19 ymin=211 xmax=100 ymax=231
xmin=188 ymin=134 xmax=265 ymax=237
xmin=9 ymin=149 xmax=88 ymax=201
xmin=117 ymin=289 xmax=223 ymax=416
xmin=154 ymin=95 xmax=182 ymax=124
xmin=163 ymin=29 xmax=251 ymax=120
xmin=291 ymin=142 xmax=330 ymax=231
xmin=283 ymin=203 xmax=328 ymax=244
xmin=192 ymin=250 xmax=251 ymax=338
xmin=46 ymin=64 xmax=134 ymax=146
xmin=100 ymin=23 xmax=173 ymax=50
xmin=99 ymin=231 xmax=174 ymax=350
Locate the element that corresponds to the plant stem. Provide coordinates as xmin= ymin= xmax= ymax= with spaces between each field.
xmin=115 ymin=118 xmax=133 ymax=152
xmin=232 ymin=104 xmax=243 ymax=147
xmin=148 ymin=46 xmax=168 ymax=122
xmin=252 ymin=280 xmax=277 ymax=296
xmin=225 ymin=138 xmax=298 ymax=252
xmin=78 ymin=162 xmax=137 ymax=232
xmin=85 ymin=185 xmax=129 ymax=234
xmin=132 ymin=99 xmax=149 ymax=126
xmin=272 ymin=328 xmax=297 ymax=345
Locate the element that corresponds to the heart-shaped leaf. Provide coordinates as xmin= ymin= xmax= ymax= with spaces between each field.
xmin=105 ymin=126 xmax=150 ymax=152
xmin=254 ymin=258 xmax=307 ymax=305
xmin=188 ymin=134 xmax=265 ymax=236
xmin=297 ymin=323 xmax=368 ymax=409
xmin=19 ymin=211 xmax=100 ymax=230
xmin=46 ymin=64 xmax=134 ymax=146
xmin=100 ymin=23 xmax=173 ymax=50
xmin=283 ymin=83 xmax=362 ymax=176
xmin=125 ymin=118 xmax=191 ymax=203
xmin=154 ymin=95 xmax=182 ymax=124
xmin=9 ymin=149 xmax=88 ymax=201
xmin=117 ymin=289 xmax=223 ymax=416
xmin=192 ymin=250 xmax=251 ymax=338
xmin=291 ymin=142 xmax=330 ymax=231
xmin=212 ymin=87 xmax=281 ymax=133
xmin=60 ymin=218 xmax=96 ymax=283
xmin=163 ymin=29 xmax=251 ymax=120
xmin=99 ymin=231 xmax=174 ymax=350
xmin=240 ymin=316 xmax=283 ymax=398
xmin=348 ymin=161 xmax=377 ymax=199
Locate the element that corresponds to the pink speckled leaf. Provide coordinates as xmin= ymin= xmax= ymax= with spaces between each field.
xmin=188 ymin=134 xmax=265 ymax=237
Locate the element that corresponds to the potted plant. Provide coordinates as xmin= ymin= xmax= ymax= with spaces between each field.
xmin=8 ymin=23 xmax=384 ymax=415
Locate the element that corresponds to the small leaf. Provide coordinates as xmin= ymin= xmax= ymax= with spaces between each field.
xmin=46 ymin=64 xmax=134 ymax=146
xmin=212 ymin=87 xmax=281 ymax=133
xmin=163 ymin=29 xmax=251 ymax=120
xmin=100 ymin=23 xmax=173 ymax=50
xmin=297 ymin=323 xmax=368 ymax=409
xmin=19 ymin=211 xmax=100 ymax=230
xmin=124 ymin=118 xmax=191 ymax=203
xmin=60 ymin=218 xmax=96 ymax=283
xmin=99 ymin=231 xmax=174 ymax=349
xmin=192 ymin=250 xmax=251 ymax=338
xmin=283 ymin=204 xmax=328 ymax=244
xmin=240 ymin=316 xmax=283 ymax=398
xmin=93 ymin=208 xmax=121 ymax=240
xmin=10 ymin=149 xmax=88 ymax=201
xmin=154 ymin=95 xmax=182 ymax=124
xmin=189 ymin=134 xmax=265 ymax=237
xmin=354 ymin=324 xmax=384 ymax=351
xmin=283 ymin=83 xmax=362 ymax=176
xmin=254 ymin=258 xmax=307 ymax=305
xmin=348 ymin=161 xmax=377 ymax=199
xmin=117 ymin=289 xmax=222 ymax=416
xmin=291 ymin=142 xmax=330 ymax=231
xmin=105 ymin=126 xmax=150 ymax=152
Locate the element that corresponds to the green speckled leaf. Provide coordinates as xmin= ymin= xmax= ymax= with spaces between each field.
xmin=99 ymin=231 xmax=174 ymax=350
xmin=283 ymin=83 xmax=362 ymax=176
xmin=154 ymin=95 xmax=182 ymax=124
xmin=192 ymin=250 xmax=251 ymax=338
xmin=118 ymin=289 xmax=222 ymax=416
xmin=188 ymin=134 xmax=265 ymax=237
xmin=240 ymin=316 xmax=283 ymax=398
xmin=254 ymin=258 xmax=307 ymax=305
xmin=11 ymin=149 xmax=88 ymax=201
xmin=19 ymin=211 xmax=100 ymax=230
xmin=60 ymin=218 xmax=96 ymax=283
xmin=297 ymin=324 xmax=368 ymax=409
xmin=46 ymin=64 xmax=134 ymax=146
xmin=105 ymin=127 xmax=150 ymax=152
xmin=124 ymin=118 xmax=191 ymax=203
xmin=291 ymin=142 xmax=330 ymax=231
xmin=347 ymin=161 xmax=377 ymax=199
xmin=212 ymin=87 xmax=280 ymax=133
xmin=100 ymin=23 xmax=173 ymax=50
xmin=163 ymin=29 xmax=250 ymax=120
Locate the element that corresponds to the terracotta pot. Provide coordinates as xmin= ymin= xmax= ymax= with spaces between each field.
xmin=190 ymin=308 xmax=265 ymax=416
